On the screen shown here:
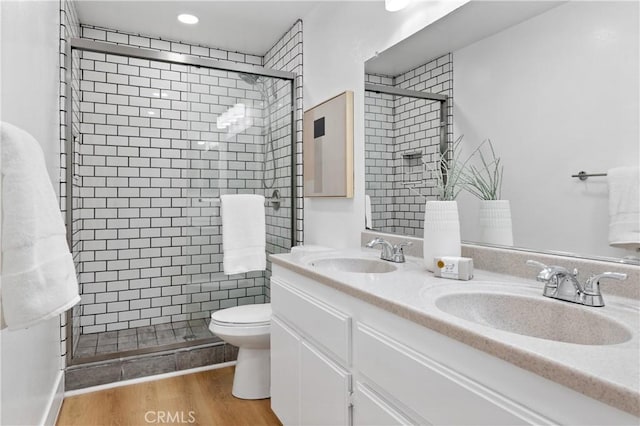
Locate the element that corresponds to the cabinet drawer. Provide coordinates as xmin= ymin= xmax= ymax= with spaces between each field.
xmin=272 ymin=278 xmax=351 ymax=365
xmin=355 ymin=323 xmax=544 ymax=426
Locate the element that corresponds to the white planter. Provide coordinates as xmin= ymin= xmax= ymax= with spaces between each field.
xmin=423 ymin=200 xmax=461 ymax=271
xmin=479 ymin=200 xmax=514 ymax=246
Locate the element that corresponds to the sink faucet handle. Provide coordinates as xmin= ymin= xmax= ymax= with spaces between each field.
xmin=395 ymin=241 xmax=413 ymax=251
xmin=526 ymin=260 xmax=548 ymax=270
xmin=391 ymin=242 xmax=412 ymax=262
xmin=526 ymin=260 xmax=577 ymax=278
xmin=526 ymin=260 xmax=552 ymax=280
xmin=585 ymin=272 xmax=627 ymax=295
xmin=592 ymin=272 xmax=627 ymax=281
xmin=526 ymin=260 xmax=572 ymax=285
xmin=366 ymin=236 xmax=382 ymax=246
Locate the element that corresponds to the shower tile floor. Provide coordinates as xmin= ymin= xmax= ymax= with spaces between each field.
xmin=75 ymin=319 xmax=218 ymax=358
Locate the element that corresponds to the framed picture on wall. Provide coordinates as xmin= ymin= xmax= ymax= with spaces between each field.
xmin=303 ymin=91 xmax=354 ymax=198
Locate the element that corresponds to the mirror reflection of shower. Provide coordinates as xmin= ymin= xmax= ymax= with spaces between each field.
xmin=237 ymin=72 xmax=277 ymax=189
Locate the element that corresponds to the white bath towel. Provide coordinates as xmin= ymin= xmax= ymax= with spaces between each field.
xmin=365 ymin=195 xmax=372 ymax=229
xmin=221 ymin=194 xmax=266 ymax=275
xmin=608 ymin=166 xmax=640 ymax=250
xmin=1 ymin=122 xmax=80 ymax=330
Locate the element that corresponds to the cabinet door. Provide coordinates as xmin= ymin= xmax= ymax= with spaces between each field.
xmin=300 ymin=341 xmax=352 ymax=426
xmin=271 ymin=317 xmax=301 ymax=426
xmin=353 ymin=382 xmax=415 ymax=426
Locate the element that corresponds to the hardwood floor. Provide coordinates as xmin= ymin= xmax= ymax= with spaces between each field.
xmin=57 ymin=366 xmax=282 ymax=426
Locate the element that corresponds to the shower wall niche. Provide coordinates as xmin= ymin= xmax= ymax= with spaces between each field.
xmin=67 ymin=25 xmax=299 ymax=363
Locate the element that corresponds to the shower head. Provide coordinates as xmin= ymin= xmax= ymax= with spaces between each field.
xmin=238 ymin=72 xmax=260 ymax=85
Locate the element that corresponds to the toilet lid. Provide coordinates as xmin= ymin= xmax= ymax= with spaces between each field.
xmin=211 ymin=303 xmax=271 ymax=326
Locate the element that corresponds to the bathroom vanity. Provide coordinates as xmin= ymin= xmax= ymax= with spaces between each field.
xmin=270 ymin=249 xmax=639 ymax=425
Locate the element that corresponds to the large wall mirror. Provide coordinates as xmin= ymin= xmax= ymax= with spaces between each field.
xmin=364 ymin=1 xmax=639 ymax=262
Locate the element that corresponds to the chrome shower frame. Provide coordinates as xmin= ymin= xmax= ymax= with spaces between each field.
xmin=64 ymin=38 xmax=298 ymax=365
xmin=364 ymin=83 xmax=449 ymax=159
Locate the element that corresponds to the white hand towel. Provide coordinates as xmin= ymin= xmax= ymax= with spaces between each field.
xmin=608 ymin=166 xmax=640 ymax=250
xmin=365 ymin=195 xmax=372 ymax=229
xmin=221 ymin=194 xmax=266 ymax=275
xmin=1 ymin=122 xmax=80 ymax=330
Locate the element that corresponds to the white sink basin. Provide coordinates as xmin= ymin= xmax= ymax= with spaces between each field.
xmin=435 ymin=292 xmax=632 ymax=345
xmin=307 ymin=257 xmax=397 ymax=274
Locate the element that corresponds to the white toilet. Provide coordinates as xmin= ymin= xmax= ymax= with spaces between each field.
xmin=209 ymin=303 xmax=272 ymax=399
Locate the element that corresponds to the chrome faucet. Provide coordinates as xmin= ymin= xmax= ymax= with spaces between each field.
xmin=526 ymin=260 xmax=627 ymax=307
xmin=366 ymin=237 xmax=412 ymax=263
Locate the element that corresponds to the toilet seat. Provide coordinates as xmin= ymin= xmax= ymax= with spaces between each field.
xmin=210 ymin=303 xmax=271 ymax=327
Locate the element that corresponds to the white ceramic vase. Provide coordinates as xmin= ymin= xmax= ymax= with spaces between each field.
xmin=478 ymin=200 xmax=514 ymax=246
xmin=423 ymin=200 xmax=461 ymax=272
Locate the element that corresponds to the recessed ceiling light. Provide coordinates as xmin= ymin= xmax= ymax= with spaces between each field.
xmin=385 ymin=0 xmax=410 ymax=12
xmin=178 ymin=14 xmax=199 ymax=25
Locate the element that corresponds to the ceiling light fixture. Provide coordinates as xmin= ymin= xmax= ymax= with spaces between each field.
xmin=385 ymin=0 xmax=410 ymax=12
xmin=177 ymin=13 xmax=199 ymax=24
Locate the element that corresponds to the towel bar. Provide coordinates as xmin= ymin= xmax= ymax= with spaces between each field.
xmin=571 ymin=171 xmax=608 ymax=181
xmin=198 ymin=189 xmax=281 ymax=210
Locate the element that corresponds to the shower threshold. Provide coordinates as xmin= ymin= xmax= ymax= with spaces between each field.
xmin=72 ymin=319 xmax=219 ymax=364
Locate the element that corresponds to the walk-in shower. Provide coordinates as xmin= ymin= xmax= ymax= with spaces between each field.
xmin=65 ymin=39 xmax=297 ymax=364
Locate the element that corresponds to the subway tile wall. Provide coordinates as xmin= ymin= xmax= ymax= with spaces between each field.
xmin=365 ymin=53 xmax=453 ymax=237
xmin=66 ymin=24 xmax=302 ymax=335
xmin=263 ymin=20 xmax=303 ymax=299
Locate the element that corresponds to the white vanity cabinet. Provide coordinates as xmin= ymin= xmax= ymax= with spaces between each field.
xmin=270 ymin=277 xmax=352 ymax=426
xmin=270 ymin=263 xmax=639 ymax=426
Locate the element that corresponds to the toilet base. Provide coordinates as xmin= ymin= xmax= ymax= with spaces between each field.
xmin=232 ymin=347 xmax=271 ymax=399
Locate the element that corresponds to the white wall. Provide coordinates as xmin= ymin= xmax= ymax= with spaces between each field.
xmin=0 ymin=1 xmax=65 ymax=425
xmin=302 ymin=0 xmax=467 ymax=248
xmin=454 ymin=1 xmax=639 ymax=258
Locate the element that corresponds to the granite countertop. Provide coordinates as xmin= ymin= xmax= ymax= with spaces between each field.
xmin=270 ymin=248 xmax=640 ymax=417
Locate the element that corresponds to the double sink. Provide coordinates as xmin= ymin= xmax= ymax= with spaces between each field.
xmin=305 ymin=255 xmax=635 ymax=347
